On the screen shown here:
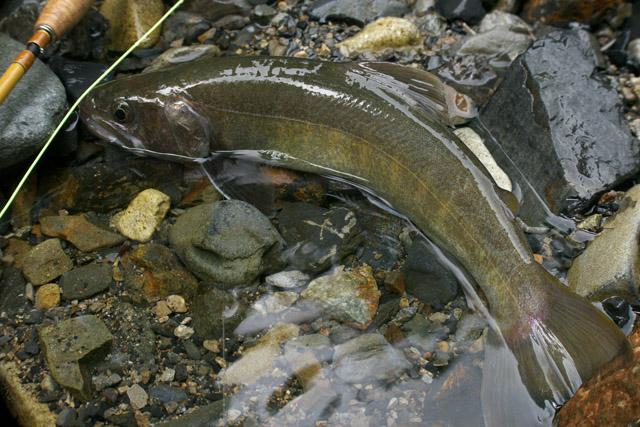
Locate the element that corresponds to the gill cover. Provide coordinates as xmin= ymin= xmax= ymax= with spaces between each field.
xmin=164 ymin=95 xmax=212 ymax=159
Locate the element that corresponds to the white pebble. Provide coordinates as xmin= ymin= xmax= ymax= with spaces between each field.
xmin=174 ymin=325 xmax=194 ymax=339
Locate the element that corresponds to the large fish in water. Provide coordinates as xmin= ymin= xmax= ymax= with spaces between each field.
xmin=80 ymin=56 xmax=629 ymax=425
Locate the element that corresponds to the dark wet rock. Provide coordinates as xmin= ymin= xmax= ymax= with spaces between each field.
xmin=403 ymin=239 xmax=459 ymax=309
xmin=402 ymin=313 xmax=449 ymax=352
xmin=191 ymin=285 xmax=247 ymax=339
xmin=149 ymin=385 xmax=188 ymax=404
xmin=568 ymin=186 xmax=640 ymax=300
xmin=0 ymin=267 xmax=27 ymax=316
xmin=0 ymin=33 xmax=66 ymax=170
xmin=309 ymin=0 xmax=409 ymax=25
xmin=522 ymin=0 xmax=626 ymax=26
xmin=120 ymin=243 xmax=198 ymax=304
xmin=301 ymin=265 xmax=380 ymax=330
xmin=48 ymin=56 xmax=110 ymax=102
xmin=56 ymin=408 xmax=81 ymax=427
xmin=182 ymin=340 xmax=202 ymax=360
xmin=22 ymin=239 xmax=73 ymax=286
xmin=186 ymin=0 xmax=252 ymax=22
xmin=25 ymin=309 xmax=44 ymax=324
xmin=40 ymin=158 xmax=184 ymax=213
xmin=92 ymin=372 xmax=122 ymax=391
xmin=277 ymin=202 xmax=362 ymax=273
xmin=435 ymin=0 xmax=486 ymax=24
xmin=40 ymin=214 xmax=125 ymax=252
xmin=476 ymin=29 xmax=640 ymax=224
xmin=38 ymin=315 xmax=112 ymax=400
xmin=156 ymin=400 xmax=224 ymax=427
xmin=170 ymin=201 xmax=284 ymax=286
xmin=59 ymin=263 xmax=112 ymax=300
xmin=161 ymin=11 xmax=211 ymax=46
xmin=252 ymin=4 xmax=277 ymax=24
xmin=356 ymin=208 xmax=406 ymax=270
xmin=333 ymin=333 xmax=411 ymax=383
xmin=436 ymin=54 xmax=499 ymax=106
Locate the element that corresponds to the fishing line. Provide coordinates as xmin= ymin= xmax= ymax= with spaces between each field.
xmin=0 ymin=0 xmax=185 ymax=222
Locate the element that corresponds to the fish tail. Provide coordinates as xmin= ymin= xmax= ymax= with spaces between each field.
xmin=481 ymin=268 xmax=630 ymax=426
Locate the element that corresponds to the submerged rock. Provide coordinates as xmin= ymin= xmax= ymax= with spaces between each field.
xmin=170 ymin=201 xmax=284 ymax=286
xmin=337 ymin=17 xmax=422 ymax=57
xmin=0 ymin=267 xmax=27 ymax=316
xmin=191 ymin=285 xmax=247 ymax=339
xmin=301 ymin=265 xmax=380 ymax=330
xmin=38 ymin=315 xmax=112 ymax=400
xmin=99 ymin=0 xmax=164 ymax=51
xmin=22 ymin=239 xmax=73 ymax=286
xmin=0 ymin=33 xmax=65 ymax=170
xmin=277 ymin=202 xmax=362 ymax=273
xmin=309 ymin=0 xmax=409 ymax=25
xmin=477 ymin=29 xmax=640 ymax=224
xmin=119 ymin=243 xmax=198 ymax=304
xmin=59 ymin=263 xmax=113 ymax=300
xmin=435 ymin=0 xmax=486 ymax=24
xmin=35 ymin=283 xmax=61 ymax=310
xmin=40 ymin=214 xmax=125 ymax=252
xmin=522 ymin=0 xmax=627 ymax=26
xmin=568 ymin=186 xmax=640 ymax=300
xmin=185 ymin=0 xmax=252 ymax=22
xmin=112 ymin=189 xmax=171 ymax=242
xmin=265 ymin=270 xmax=310 ymax=290
xmin=333 ymin=333 xmax=410 ymax=383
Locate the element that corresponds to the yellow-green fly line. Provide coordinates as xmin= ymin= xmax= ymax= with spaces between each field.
xmin=0 ymin=0 xmax=185 ymax=222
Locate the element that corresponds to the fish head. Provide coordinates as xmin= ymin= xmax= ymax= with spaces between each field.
xmin=80 ymin=76 xmax=212 ymax=161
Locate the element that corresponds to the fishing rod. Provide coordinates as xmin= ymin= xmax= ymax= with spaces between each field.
xmin=0 ymin=0 xmax=95 ymax=104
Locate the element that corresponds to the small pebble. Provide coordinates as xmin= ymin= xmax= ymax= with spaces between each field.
xmin=174 ymin=325 xmax=194 ymax=339
xmin=127 ymin=384 xmax=148 ymax=409
xmin=166 ymin=295 xmax=187 ymax=313
xmin=35 ymin=284 xmax=61 ymax=310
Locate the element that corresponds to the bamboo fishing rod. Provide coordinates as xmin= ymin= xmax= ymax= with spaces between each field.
xmin=0 ymin=0 xmax=94 ymax=104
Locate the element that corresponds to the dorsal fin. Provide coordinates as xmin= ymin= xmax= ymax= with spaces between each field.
xmin=358 ymin=62 xmax=477 ymax=126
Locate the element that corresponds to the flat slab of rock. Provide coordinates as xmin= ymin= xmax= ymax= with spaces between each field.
xmin=333 ymin=333 xmax=411 ymax=383
xmin=38 ymin=315 xmax=112 ymax=400
xmin=301 ymin=265 xmax=380 ymax=329
xmin=568 ymin=186 xmax=640 ymax=300
xmin=21 ymin=239 xmax=73 ymax=285
xmin=476 ymin=29 xmax=640 ymax=224
xmin=59 ymin=263 xmax=113 ymax=300
xmin=0 ymin=33 xmax=65 ymax=169
xmin=40 ymin=214 xmax=125 ymax=252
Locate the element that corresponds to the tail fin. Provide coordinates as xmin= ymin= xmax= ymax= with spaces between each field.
xmin=481 ymin=273 xmax=630 ymax=426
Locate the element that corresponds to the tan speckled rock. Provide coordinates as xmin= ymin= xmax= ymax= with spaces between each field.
xmin=21 ymin=239 xmax=73 ymax=285
xmin=112 ymin=189 xmax=171 ymax=242
xmin=35 ymin=284 xmax=61 ymax=310
xmin=337 ymin=17 xmax=422 ymax=57
xmin=100 ymin=0 xmax=165 ymax=52
xmin=568 ymin=185 xmax=640 ymax=300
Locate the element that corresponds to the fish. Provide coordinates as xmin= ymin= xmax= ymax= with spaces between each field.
xmin=79 ymin=56 xmax=629 ymax=425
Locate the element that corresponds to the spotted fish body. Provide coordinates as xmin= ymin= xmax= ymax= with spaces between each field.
xmin=81 ymin=56 xmax=628 ymax=426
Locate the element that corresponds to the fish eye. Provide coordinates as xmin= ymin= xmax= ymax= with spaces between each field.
xmin=113 ymin=102 xmax=130 ymax=123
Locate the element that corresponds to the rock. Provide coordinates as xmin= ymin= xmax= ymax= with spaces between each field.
xmin=203 ymin=340 xmax=219 ymax=353
xmin=48 ymin=56 xmax=110 ymax=103
xmin=253 ymin=291 xmax=299 ymax=314
xmin=556 ymin=326 xmax=640 ymax=426
xmin=435 ymin=0 xmax=486 ymax=24
xmin=0 ymin=267 xmax=27 ymax=316
xmin=219 ymin=323 xmax=299 ymax=385
xmin=309 ymin=0 xmax=409 ymax=25
xmin=40 ymin=158 xmax=184 ymax=213
xmin=476 ymin=29 xmax=640 ymax=224
xmin=148 ymin=385 xmax=188 ymax=404
xmin=0 ymin=33 xmax=66 ymax=169
xmin=155 ymin=400 xmax=224 ymax=427
xmin=99 ymin=0 xmax=164 ymax=51
xmin=144 ymin=45 xmax=221 ymax=73
xmin=38 ymin=315 xmax=113 ymax=400
xmin=56 ymin=408 xmax=80 ymax=427
xmin=337 ymin=17 xmax=422 ymax=57
xmin=35 ymin=284 xmax=61 ymax=310
xmin=119 ymin=243 xmax=198 ymax=304
xmin=170 ymin=201 xmax=284 ymax=286
xmin=112 ymin=189 xmax=171 ymax=242
xmin=174 ymin=325 xmax=195 ymax=339
xmin=403 ymin=239 xmax=459 ymax=308
xmin=478 ymin=11 xmax=531 ymax=33
xmin=22 ymin=239 xmax=73 ymax=286
xmin=402 ymin=313 xmax=449 ymax=352
xmin=166 ymin=295 xmax=187 ymax=313
xmin=436 ymin=54 xmax=499 ymax=107
xmin=186 ymin=0 xmax=252 ymax=22
xmin=522 ymin=0 xmax=626 ymax=26
xmin=59 ymin=264 xmax=112 ymax=300
xmin=629 ymin=39 xmax=640 ymax=68
xmin=40 ymin=215 xmax=125 ymax=252
xmin=191 ymin=285 xmax=247 ymax=339
xmin=161 ymin=11 xmax=210 ymax=46
xmin=265 ymin=270 xmax=310 ymax=289
xmin=457 ymin=28 xmax=533 ymax=65
xmin=333 ymin=333 xmax=411 ymax=383
xmin=153 ymin=300 xmax=172 ymax=318
xmin=284 ymin=334 xmax=333 ymax=364
xmin=92 ymin=372 xmax=122 ymax=391
xmin=301 ymin=265 xmax=380 ymax=329
xmin=127 ymin=384 xmax=148 ymax=409
xmin=568 ymin=186 xmax=640 ymax=300
xmin=277 ymin=202 xmax=362 ymax=273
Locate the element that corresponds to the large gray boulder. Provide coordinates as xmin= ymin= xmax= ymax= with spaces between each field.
xmin=0 ymin=33 xmax=66 ymax=170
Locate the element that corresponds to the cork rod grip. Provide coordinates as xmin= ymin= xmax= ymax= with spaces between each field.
xmin=35 ymin=0 xmax=94 ymax=39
